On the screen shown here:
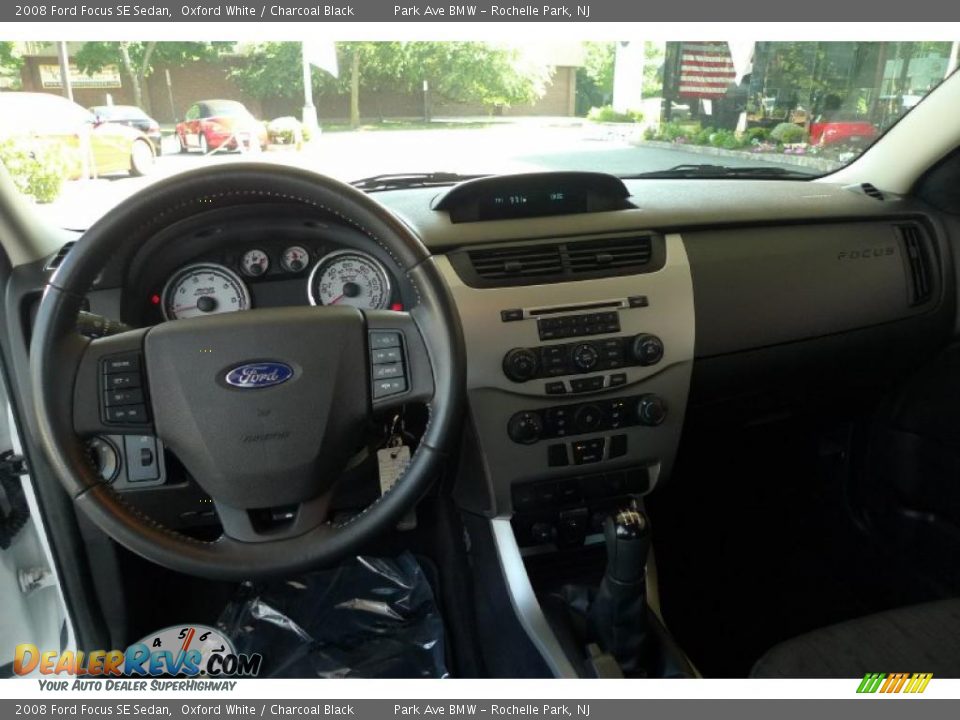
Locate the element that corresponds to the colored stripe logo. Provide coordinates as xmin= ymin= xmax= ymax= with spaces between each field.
xmin=857 ymin=673 xmax=933 ymax=694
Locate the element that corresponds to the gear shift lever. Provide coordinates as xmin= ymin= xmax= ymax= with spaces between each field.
xmin=587 ymin=506 xmax=652 ymax=671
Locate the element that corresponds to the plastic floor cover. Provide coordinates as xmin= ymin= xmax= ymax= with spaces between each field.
xmin=217 ymin=552 xmax=448 ymax=678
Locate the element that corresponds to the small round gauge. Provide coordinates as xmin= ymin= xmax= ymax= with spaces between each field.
xmin=308 ymin=250 xmax=391 ymax=310
xmin=281 ymin=245 xmax=310 ymax=273
xmin=162 ymin=263 xmax=251 ymax=321
xmin=240 ymin=248 xmax=270 ymax=277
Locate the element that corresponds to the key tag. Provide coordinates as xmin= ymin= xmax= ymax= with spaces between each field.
xmin=377 ymin=416 xmax=416 ymax=530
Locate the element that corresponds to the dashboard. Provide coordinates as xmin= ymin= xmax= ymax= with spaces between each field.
xmin=12 ymin=172 xmax=959 ymax=545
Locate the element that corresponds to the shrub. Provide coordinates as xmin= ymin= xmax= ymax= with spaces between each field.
xmin=587 ymin=105 xmax=644 ymax=123
xmin=770 ymin=122 xmax=808 ymax=144
xmin=693 ymin=127 xmax=714 ymax=145
xmin=643 ymin=126 xmax=658 ymax=141
xmin=0 ymin=137 xmax=70 ymax=203
xmin=710 ymin=128 xmax=746 ymax=149
xmin=745 ymin=126 xmax=769 ymax=143
xmin=659 ymin=121 xmax=693 ymax=142
xmin=266 ymin=116 xmax=304 ymax=146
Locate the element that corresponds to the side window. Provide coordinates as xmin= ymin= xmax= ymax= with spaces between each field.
xmin=184 ymin=105 xmax=199 ymax=121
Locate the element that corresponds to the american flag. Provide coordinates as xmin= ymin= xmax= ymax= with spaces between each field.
xmin=678 ymin=42 xmax=736 ymax=98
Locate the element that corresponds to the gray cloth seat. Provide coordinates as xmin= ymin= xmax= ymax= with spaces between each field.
xmin=750 ymin=599 xmax=960 ymax=678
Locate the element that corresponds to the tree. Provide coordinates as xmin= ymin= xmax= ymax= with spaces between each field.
xmin=0 ymin=42 xmax=23 ymax=89
xmin=403 ymin=42 xmax=547 ymax=109
xmin=576 ymin=41 xmax=664 ymax=115
xmin=230 ymin=41 xmax=547 ymax=123
xmin=74 ymin=41 xmax=228 ymax=113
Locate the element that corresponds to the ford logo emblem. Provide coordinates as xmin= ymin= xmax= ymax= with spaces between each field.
xmin=224 ymin=362 xmax=294 ymax=389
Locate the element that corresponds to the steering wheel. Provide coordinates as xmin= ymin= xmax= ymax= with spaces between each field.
xmin=29 ymin=164 xmax=465 ymax=580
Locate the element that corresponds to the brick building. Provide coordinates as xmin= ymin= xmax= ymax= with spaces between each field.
xmin=16 ymin=41 xmax=581 ymax=124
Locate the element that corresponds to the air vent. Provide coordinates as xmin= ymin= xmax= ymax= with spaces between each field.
xmin=467 ymin=244 xmax=564 ymax=281
xmin=566 ymin=236 xmax=652 ymax=274
xmin=899 ymin=224 xmax=932 ymax=305
xmin=861 ymin=183 xmax=885 ymax=201
xmin=44 ymin=242 xmax=75 ymax=271
xmin=455 ymin=234 xmax=662 ymax=287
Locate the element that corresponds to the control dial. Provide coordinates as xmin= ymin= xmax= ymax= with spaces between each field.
xmin=631 ymin=334 xmax=664 ymax=366
xmin=508 ymin=411 xmax=544 ymax=444
xmin=573 ymin=404 xmax=603 ymax=433
xmin=636 ymin=394 xmax=667 ymax=426
xmin=502 ymin=348 xmax=539 ymax=382
xmin=571 ymin=343 xmax=599 ymax=372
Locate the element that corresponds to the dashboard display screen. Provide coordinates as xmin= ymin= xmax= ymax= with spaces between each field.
xmin=477 ymin=187 xmax=589 ymax=220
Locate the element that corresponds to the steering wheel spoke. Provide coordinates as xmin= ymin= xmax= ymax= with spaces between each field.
xmin=73 ymin=328 xmax=156 ymax=437
xmin=366 ymin=309 xmax=435 ymax=414
xmin=214 ymin=494 xmax=334 ymax=544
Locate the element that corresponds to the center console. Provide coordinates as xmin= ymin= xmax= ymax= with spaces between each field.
xmin=439 ymin=230 xmax=696 ymax=677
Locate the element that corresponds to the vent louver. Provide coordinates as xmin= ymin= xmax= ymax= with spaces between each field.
xmin=468 ymin=244 xmax=564 ymax=281
xmin=460 ymin=234 xmax=657 ymax=287
xmin=899 ymin=224 xmax=932 ymax=305
xmin=861 ymin=183 xmax=885 ymax=201
xmin=44 ymin=242 xmax=75 ymax=271
xmin=566 ymin=236 xmax=652 ymax=274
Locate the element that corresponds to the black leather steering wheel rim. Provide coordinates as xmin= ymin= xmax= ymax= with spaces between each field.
xmin=29 ymin=163 xmax=465 ymax=580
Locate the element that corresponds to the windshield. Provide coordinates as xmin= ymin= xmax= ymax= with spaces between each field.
xmin=0 ymin=40 xmax=955 ymax=228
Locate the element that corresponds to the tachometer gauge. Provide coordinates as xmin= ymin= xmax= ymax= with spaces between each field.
xmin=240 ymin=248 xmax=270 ymax=277
xmin=281 ymin=245 xmax=310 ymax=273
xmin=308 ymin=250 xmax=391 ymax=310
xmin=162 ymin=263 xmax=251 ymax=321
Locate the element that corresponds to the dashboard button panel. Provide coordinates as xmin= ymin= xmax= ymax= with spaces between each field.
xmin=502 ymin=333 xmax=663 ymax=383
xmin=507 ymin=393 xmax=667 ymax=443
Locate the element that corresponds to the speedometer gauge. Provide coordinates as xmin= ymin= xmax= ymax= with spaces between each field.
xmin=162 ymin=263 xmax=251 ymax=320
xmin=308 ymin=251 xmax=391 ymax=311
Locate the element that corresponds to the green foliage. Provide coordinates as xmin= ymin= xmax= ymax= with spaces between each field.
xmin=0 ymin=137 xmax=71 ymax=203
xmin=0 ymin=41 xmax=23 ymax=89
xmin=230 ymin=42 xmax=547 ymax=111
xmin=587 ymin=105 xmax=643 ymax=123
xmin=709 ymin=128 xmax=746 ymax=149
xmin=74 ymin=41 xmax=228 ymax=77
xmin=576 ymin=41 xmax=664 ymax=116
xmin=744 ymin=126 xmax=770 ymax=142
xmin=693 ymin=126 xmax=714 ymax=145
xmin=770 ymin=122 xmax=807 ymax=143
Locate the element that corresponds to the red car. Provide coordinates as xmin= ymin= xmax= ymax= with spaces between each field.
xmin=809 ymin=115 xmax=879 ymax=147
xmin=175 ymin=99 xmax=267 ymax=154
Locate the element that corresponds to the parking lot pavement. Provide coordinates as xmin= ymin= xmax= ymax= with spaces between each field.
xmin=39 ymin=122 xmax=809 ymax=230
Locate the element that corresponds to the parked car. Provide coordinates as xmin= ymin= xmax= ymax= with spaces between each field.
xmin=809 ymin=114 xmax=879 ymax=147
xmin=89 ymin=104 xmax=163 ymax=155
xmin=0 ymin=91 xmax=155 ymax=177
xmin=175 ymin=99 xmax=267 ymax=154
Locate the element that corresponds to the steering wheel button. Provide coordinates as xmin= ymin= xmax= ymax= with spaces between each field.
xmin=106 ymin=404 xmax=148 ymax=424
xmin=103 ymin=388 xmax=144 ymax=407
xmin=373 ymin=377 xmax=407 ymax=398
xmin=105 ymin=372 xmax=141 ymax=390
xmin=372 ymin=363 xmax=403 ymax=380
xmin=124 ymin=435 xmax=159 ymax=481
xmin=371 ymin=347 xmax=402 ymax=364
xmin=103 ymin=354 xmax=140 ymax=374
xmin=370 ymin=332 xmax=402 ymax=349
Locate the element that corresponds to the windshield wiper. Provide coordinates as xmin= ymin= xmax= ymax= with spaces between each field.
xmin=349 ymin=172 xmax=488 ymax=191
xmin=623 ymin=164 xmax=815 ymax=180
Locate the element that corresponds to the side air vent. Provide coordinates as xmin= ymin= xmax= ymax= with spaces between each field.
xmin=861 ymin=183 xmax=885 ymax=201
xmin=453 ymin=234 xmax=664 ymax=288
xmin=468 ymin=244 xmax=564 ymax=281
xmin=899 ymin=224 xmax=933 ymax=306
xmin=44 ymin=242 xmax=75 ymax=271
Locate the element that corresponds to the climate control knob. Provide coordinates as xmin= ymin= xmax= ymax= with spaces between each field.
xmin=631 ymin=334 xmax=664 ymax=366
xmin=508 ymin=411 xmax=544 ymax=444
xmin=636 ymin=394 xmax=667 ymax=426
xmin=573 ymin=404 xmax=604 ymax=433
xmin=571 ymin=343 xmax=600 ymax=372
xmin=502 ymin=347 xmax=539 ymax=382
